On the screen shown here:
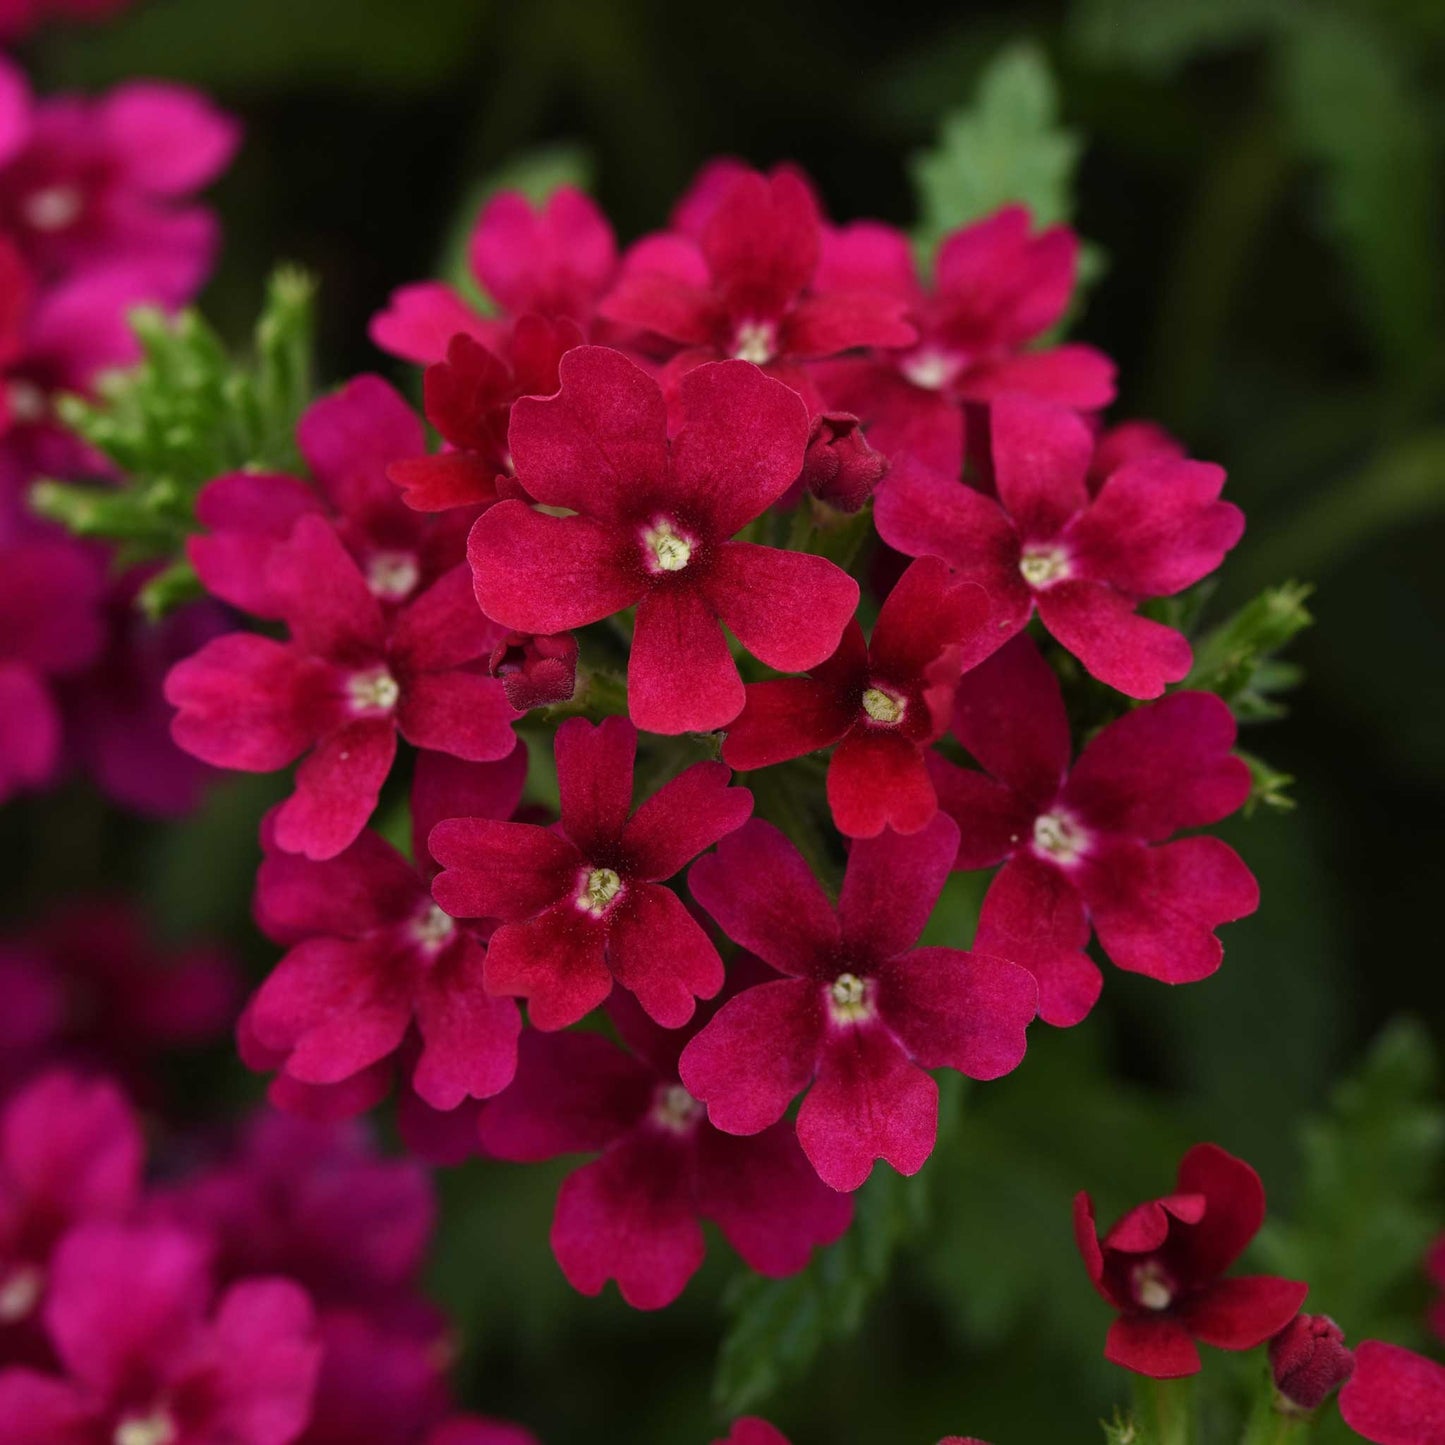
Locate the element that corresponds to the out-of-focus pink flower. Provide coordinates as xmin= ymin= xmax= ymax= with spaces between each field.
xmin=1338 ymin=1341 xmax=1445 ymax=1445
xmin=0 ymin=0 xmax=130 ymax=43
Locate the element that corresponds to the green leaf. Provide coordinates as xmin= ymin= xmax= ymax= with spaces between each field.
xmin=42 ymin=267 xmax=317 ymax=611
xmin=712 ymin=1076 xmax=964 ymax=1415
xmin=1259 ymin=1020 xmax=1445 ymax=1340
xmin=910 ymin=43 xmax=1092 ymax=271
xmin=1183 ymin=581 xmax=1313 ymax=718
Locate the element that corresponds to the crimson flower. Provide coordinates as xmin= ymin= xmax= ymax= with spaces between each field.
xmin=930 ymin=634 xmax=1258 ymax=1026
xmin=679 ymin=814 xmax=1036 ymax=1192
xmin=1074 ymin=1142 xmax=1308 ymax=1378
xmin=599 ymin=166 xmax=915 ymax=398
xmin=814 ymin=205 xmax=1115 ymax=476
xmin=0 ymin=1072 xmax=142 ymax=1348
xmin=387 ymin=321 xmax=582 ymax=514
xmin=876 ymin=396 xmax=1243 ymax=697
xmin=723 ymin=556 xmax=989 ymax=838
xmin=1338 ymin=1341 xmax=1445 ymax=1445
xmin=370 ymin=185 xmax=615 ymax=365
xmin=478 ymin=973 xmax=852 ymax=1310
xmin=189 ymin=376 xmax=469 ymax=622
xmin=242 ymin=747 xmax=527 ymax=1115
xmin=0 ymin=1222 xmax=320 ymax=1445
xmin=430 ymin=716 xmax=752 ymax=1029
xmin=468 ymin=345 xmax=858 ymax=734
xmin=167 ymin=514 xmax=518 ymax=859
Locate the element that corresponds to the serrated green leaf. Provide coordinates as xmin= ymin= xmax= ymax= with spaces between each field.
xmin=1183 ymin=581 xmax=1313 ymax=716
xmin=911 ymin=43 xmax=1086 ymax=261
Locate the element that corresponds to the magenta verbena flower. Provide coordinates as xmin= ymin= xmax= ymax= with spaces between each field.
xmin=0 ymin=1071 xmax=143 ymax=1349
xmin=678 ymin=813 xmax=1037 ymax=1192
xmin=243 ymin=747 xmax=527 ymax=1113
xmin=599 ymin=164 xmax=916 ymax=409
xmin=1074 ymin=1142 xmax=1308 ymax=1378
xmin=722 ymin=555 xmax=989 ymax=839
xmin=479 ymin=973 xmax=852 ymax=1310
xmin=430 ymin=715 xmax=753 ymax=1030
xmin=0 ymin=1221 xmax=321 ymax=1445
xmin=370 ymin=185 xmax=616 ymax=366
xmin=930 ymin=633 xmax=1258 ymax=1026
xmin=813 ymin=204 xmax=1116 ymax=477
xmin=188 ymin=376 xmax=471 ymax=623
xmin=877 ymin=395 xmax=1244 ymax=697
xmin=168 ymin=513 xmax=518 ymax=860
xmin=0 ymin=57 xmax=238 ymax=299
xmin=468 ymin=344 xmax=858 ymax=733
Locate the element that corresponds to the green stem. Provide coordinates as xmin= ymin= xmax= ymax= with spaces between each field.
xmin=1131 ymin=1375 xmax=1193 ymax=1445
xmin=1239 ymin=1370 xmax=1313 ymax=1445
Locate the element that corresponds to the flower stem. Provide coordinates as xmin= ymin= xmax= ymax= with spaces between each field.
xmin=1130 ymin=1376 xmax=1194 ymax=1445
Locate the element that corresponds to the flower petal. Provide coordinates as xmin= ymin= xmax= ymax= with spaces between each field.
xmin=483 ymin=903 xmax=613 ymax=1031
xmin=273 ymin=718 xmax=397 ymax=860
xmin=555 ymin=715 xmax=636 ymax=858
xmin=827 ymin=729 xmax=937 ymax=839
xmin=1339 ymin=1341 xmax=1445 ymax=1445
xmin=428 ymin=819 xmax=579 ymax=923
xmin=797 ymin=1026 xmax=938 ymax=1192
xmin=618 ymin=760 xmax=753 ymax=881
xmin=1104 ymin=1313 xmax=1201 ymax=1379
xmin=1180 ymin=1275 xmax=1309 ymax=1351
xmin=395 ymin=671 xmax=517 ymax=762
xmin=629 ymin=583 xmax=743 ymax=734
xmin=837 ymin=811 xmax=959 ymax=963
xmin=607 ymin=882 xmax=725 ymax=1028
xmin=1036 ymin=579 xmax=1193 ymax=699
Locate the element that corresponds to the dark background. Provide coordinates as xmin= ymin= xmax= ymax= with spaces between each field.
xmin=14 ymin=1 xmax=1445 ymax=1440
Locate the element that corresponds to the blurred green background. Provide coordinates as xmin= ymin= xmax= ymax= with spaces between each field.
xmin=11 ymin=0 xmax=1445 ymax=1440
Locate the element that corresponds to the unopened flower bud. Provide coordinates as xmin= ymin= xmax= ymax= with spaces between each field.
xmin=799 ymin=411 xmax=887 ymax=513
xmin=1270 ymin=1313 xmax=1354 ymax=1412
xmin=488 ymin=630 xmax=579 ymax=711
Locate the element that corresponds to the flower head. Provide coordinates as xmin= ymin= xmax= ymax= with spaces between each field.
xmin=930 ymin=634 xmax=1258 ymax=1025
xmin=679 ymin=814 xmax=1036 ymax=1191
xmin=1074 ymin=1142 xmax=1308 ymax=1378
xmin=430 ymin=716 xmax=753 ymax=1029
xmin=877 ymin=396 xmax=1244 ymax=698
xmin=723 ymin=556 xmax=990 ymax=837
xmin=468 ymin=345 xmax=859 ymax=733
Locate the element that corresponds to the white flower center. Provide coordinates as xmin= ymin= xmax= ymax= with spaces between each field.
xmin=1132 ymin=1261 xmax=1175 ymax=1312
xmin=900 ymin=348 xmax=959 ymax=391
xmin=346 ymin=667 xmax=400 ymax=715
xmin=23 ymin=184 xmax=84 ymax=233
xmin=642 ymin=518 xmax=694 ymax=574
xmin=1019 ymin=545 xmax=1071 ymax=589
xmin=828 ymin=971 xmax=873 ymax=1023
xmin=0 ymin=1265 xmax=43 ymax=1322
xmin=861 ymin=686 xmax=906 ymax=725
xmin=576 ymin=867 xmax=622 ymax=917
xmin=731 ymin=319 xmax=777 ymax=365
xmin=411 ymin=901 xmax=456 ymax=950
xmin=652 ymin=1083 xmax=702 ymax=1133
xmin=114 ymin=1411 xmax=178 ymax=1445
xmin=365 ymin=550 xmax=420 ymax=602
xmin=1031 ymin=810 xmax=1088 ymax=865
xmin=5 ymin=379 xmax=47 ymax=425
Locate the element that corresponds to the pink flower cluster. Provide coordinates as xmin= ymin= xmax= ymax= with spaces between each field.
xmin=0 ymin=1067 xmax=537 ymax=1445
xmin=160 ymin=160 xmax=1262 ymax=1311
xmin=1076 ymin=1142 xmax=1445 ymax=1444
xmin=0 ymin=51 xmax=236 ymax=811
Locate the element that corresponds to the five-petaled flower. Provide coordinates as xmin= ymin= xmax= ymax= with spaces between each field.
xmin=599 ymin=165 xmax=916 ymax=403
xmin=478 ymin=970 xmax=852 ymax=1310
xmin=1074 ymin=1142 xmax=1308 ymax=1378
xmin=468 ymin=345 xmax=859 ymax=733
xmin=931 ymin=634 xmax=1258 ymax=1027
xmin=723 ymin=555 xmax=990 ymax=838
xmin=167 ymin=513 xmax=518 ymax=860
xmin=877 ymin=395 xmax=1244 ymax=698
xmin=679 ymin=813 xmax=1037 ymax=1192
xmin=242 ymin=747 xmax=528 ymax=1117
xmin=430 ymin=716 xmax=753 ymax=1030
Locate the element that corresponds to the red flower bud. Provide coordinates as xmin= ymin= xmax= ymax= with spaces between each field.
xmin=488 ymin=630 xmax=579 ymax=711
xmin=799 ymin=411 xmax=887 ymax=513
xmin=1270 ymin=1314 xmax=1354 ymax=1412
